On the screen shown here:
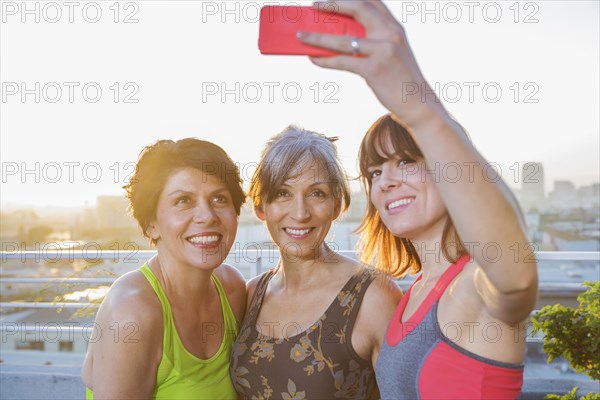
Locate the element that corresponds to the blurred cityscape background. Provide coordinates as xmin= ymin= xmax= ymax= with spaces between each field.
xmin=3 ymin=160 xmax=598 ymax=261
xmin=2 ymin=0 xmax=598 ymax=397
xmin=1 ymin=160 xmax=599 ymax=397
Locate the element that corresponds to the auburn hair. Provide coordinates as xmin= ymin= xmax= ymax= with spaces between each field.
xmin=356 ymin=114 xmax=467 ymax=278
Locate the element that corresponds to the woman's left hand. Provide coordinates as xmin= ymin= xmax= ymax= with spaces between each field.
xmin=298 ymin=0 xmax=444 ymax=128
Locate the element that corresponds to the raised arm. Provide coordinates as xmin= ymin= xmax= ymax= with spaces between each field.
xmin=87 ymin=273 xmax=162 ymax=399
xmin=298 ymin=0 xmax=537 ymax=324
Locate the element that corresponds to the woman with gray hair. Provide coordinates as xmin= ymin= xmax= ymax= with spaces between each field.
xmin=230 ymin=126 xmax=402 ymax=399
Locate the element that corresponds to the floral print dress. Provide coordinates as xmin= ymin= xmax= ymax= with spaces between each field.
xmin=230 ymin=267 xmax=378 ymax=400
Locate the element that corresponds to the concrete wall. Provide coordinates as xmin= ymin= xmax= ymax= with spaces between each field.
xmin=1 ymin=371 xmax=598 ymax=399
xmin=0 ymin=372 xmax=85 ymax=400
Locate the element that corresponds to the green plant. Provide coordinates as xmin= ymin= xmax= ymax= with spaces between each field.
xmin=545 ymin=387 xmax=600 ymax=400
xmin=532 ymin=280 xmax=600 ymax=399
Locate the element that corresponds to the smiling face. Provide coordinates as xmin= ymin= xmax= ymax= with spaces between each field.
xmin=367 ymin=134 xmax=448 ymax=243
xmin=255 ymin=162 xmax=341 ymax=262
xmin=147 ymin=167 xmax=238 ymax=271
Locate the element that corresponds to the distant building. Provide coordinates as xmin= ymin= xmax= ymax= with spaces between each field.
xmin=546 ymin=181 xmax=600 ymax=211
xmin=96 ymin=196 xmax=136 ymax=230
xmin=520 ymin=162 xmax=545 ymax=211
xmin=0 ymin=209 xmax=38 ymax=242
xmin=578 ymin=183 xmax=600 ymax=209
xmin=548 ymin=180 xmax=578 ymax=209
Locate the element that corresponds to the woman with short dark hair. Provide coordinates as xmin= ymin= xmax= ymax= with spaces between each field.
xmin=82 ymin=138 xmax=246 ymax=399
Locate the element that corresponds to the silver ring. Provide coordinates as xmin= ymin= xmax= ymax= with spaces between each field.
xmin=350 ymin=37 xmax=361 ymax=55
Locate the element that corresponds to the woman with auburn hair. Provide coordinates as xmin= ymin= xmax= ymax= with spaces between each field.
xmin=230 ymin=126 xmax=402 ymax=399
xmin=82 ymin=138 xmax=246 ymax=399
xmin=298 ymin=1 xmax=538 ymax=398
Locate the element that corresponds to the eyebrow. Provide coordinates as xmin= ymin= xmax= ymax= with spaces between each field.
xmin=166 ymin=187 xmax=229 ymax=198
xmin=366 ymin=160 xmax=385 ymax=169
xmin=367 ymin=154 xmax=414 ymax=168
xmin=281 ymin=181 xmax=330 ymax=187
xmin=166 ymin=189 xmax=194 ymax=198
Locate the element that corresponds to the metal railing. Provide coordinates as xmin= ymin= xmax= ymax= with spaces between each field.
xmin=1 ymin=250 xmax=598 ymax=309
xmin=1 ymin=250 xmax=598 ymax=341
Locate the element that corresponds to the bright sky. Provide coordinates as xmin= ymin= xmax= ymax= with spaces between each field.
xmin=1 ymin=0 xmax=599 ymax=208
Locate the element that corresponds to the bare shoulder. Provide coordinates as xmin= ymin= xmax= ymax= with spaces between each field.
xmin=85 ymin=270 xmax=162 ymax=397
xmin=94 ymin=270 xmax=164 ymax=346
xmin=99 ymin=270 xmax=162 ymax=325
xmin=333 ymin=254 xmax=371 ymax=283
xmin=339 ymin=254 xmax=403 ymax=307
xmin=214 ymin=263 xmax=246 ymax=292
xmin=355 ymin=268 xmax=403 ymax=339
xmin=346 ymin=262 xmax=403 ymax=331
xmin=214 ymin=263 xmax=247 ymax=324
xmin=246 ymin=274 xmax=262 ymax=298
xmin=246 ymin=270 xmax=272 ymax=312
xmin=350 ymin=268 xmax=403 ymax=364
xmin=362 ymin=269 xmax=403 ymax=314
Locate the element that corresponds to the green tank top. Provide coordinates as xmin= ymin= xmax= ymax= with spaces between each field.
xmin=86 ymin=264 xmax=238 ymax=399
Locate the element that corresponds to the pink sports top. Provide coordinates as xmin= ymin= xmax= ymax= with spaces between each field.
xmin=375 ymin=255 xmax=524 ymax=399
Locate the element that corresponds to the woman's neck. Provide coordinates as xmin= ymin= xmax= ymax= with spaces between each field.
xmin=408 ymin=214 xmax=457 ymax=275
xmin=149 ymin=253 xmax=216 ymax=306
xmin=275 ymin=244 xmax=339 ymax=293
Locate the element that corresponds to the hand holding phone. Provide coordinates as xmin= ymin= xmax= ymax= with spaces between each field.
xmin=258 ymin=5 xmax=366 ymax=56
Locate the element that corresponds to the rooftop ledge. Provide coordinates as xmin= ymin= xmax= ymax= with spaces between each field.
xmin=1 ymin=251 xmax=599 ymax=399
xmin=0 ymin=360 xmax=598 ymax=400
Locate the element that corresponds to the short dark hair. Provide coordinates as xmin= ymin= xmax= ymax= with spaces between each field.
xmin=124 ymin=138 xmax=246 ymax=245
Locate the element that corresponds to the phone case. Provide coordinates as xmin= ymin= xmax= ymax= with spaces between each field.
xmin=258 ymin=5 xmax=366 ymax=56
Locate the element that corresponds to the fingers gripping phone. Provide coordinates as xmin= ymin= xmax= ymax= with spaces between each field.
xmin=258 ymin=5 xmax=366 ymax=56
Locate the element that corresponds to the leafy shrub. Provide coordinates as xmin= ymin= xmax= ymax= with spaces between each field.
xmin=532 ymin=281 xmax=600 ymax=399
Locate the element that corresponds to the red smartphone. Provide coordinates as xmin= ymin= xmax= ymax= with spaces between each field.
xmin=258 ymin=5 xmax=366 ymax=56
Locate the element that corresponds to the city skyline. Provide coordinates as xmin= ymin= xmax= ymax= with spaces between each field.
xmin=2 ymin=161 xmax=599 ymax=210
xmin=1 ymin=1 xmax=599 ymax=207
